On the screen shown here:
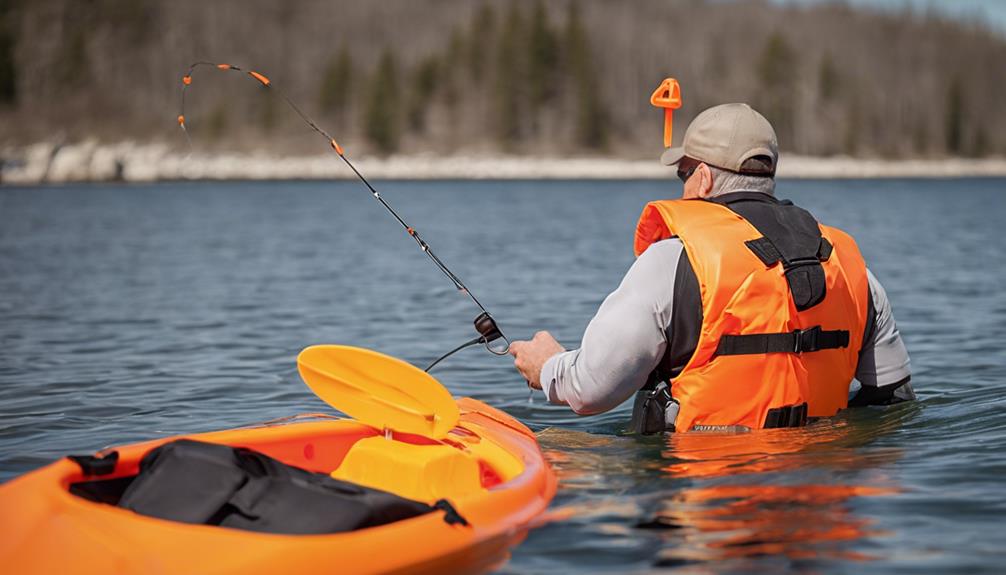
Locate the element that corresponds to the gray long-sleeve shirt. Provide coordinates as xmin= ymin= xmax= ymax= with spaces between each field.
xmin=540 ymin=237 xmax=913 ymax=415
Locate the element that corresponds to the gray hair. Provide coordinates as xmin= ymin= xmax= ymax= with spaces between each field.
xmin=708 ymin=165 xmax=775 ymax=197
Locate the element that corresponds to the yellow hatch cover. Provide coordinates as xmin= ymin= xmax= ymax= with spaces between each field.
xmin=297 ymin=345 xmax=460 ymax=439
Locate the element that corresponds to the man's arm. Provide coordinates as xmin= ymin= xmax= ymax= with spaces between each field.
xmin=536 ymin=240 xmax=683 ymax=415
xmin=850 ymin=269 xmax=915 ymax=406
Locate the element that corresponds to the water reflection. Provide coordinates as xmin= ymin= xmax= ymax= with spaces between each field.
xmin=538 ymin=419 xmax=904 ymax=570
xmin=642 ymin=484 xmax=895 ymax=565
xmin=661 ymin=418 xmax=896 ymax=479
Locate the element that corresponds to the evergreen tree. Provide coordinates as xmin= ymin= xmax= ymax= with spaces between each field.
xmin=59 ymin=27 xmax=90 ymax=88
xmin=319 ymin=45 xmax=354 ymax=128
xmin=945 ymin=75 xmax=964 ymax=155
xmin=407 ymin=56 xmax=440 ymax=133
xmin=527 ymin=0 xmax=558 ymax=111
xmin=565 ymin=2 xmax=607 ymax=150
xmin=844 ymin=97 xmax=861 ymax=155
xmin=468 ymin=4 xmax=496 ymax=85
xmin=0 ymin=27 xmax=15 ymax=106
xmin=758 ymin=32 xmax=797 ymax=87
xmin=363 ymin=50 xmax=401 ymax=154
xmin=757 ymin=32 xmax=799 ymax=149
xmin=441 ymin=28 xmax=466 ymax=111
xmin=0 ymin=0 xmax=16 ymax=106
xmin=818 ymin=51 xmax=839 ymax=103
xmin=494 ymin=2 xmax=525 ymax=146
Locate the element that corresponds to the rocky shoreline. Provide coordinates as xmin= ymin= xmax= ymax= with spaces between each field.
xmin=4 ymin=141 xmax=1006 ymax=185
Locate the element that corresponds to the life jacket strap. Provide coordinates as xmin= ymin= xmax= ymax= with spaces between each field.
xmin=715 ymin=326 xmax=849 ymax=356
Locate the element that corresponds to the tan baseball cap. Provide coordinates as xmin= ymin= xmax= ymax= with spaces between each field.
xmin=660 ymin=103 xmax=778 ymax=175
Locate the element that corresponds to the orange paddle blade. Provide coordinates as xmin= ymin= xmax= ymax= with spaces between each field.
xmin=297 ymin=345 xmax=459 ymax=439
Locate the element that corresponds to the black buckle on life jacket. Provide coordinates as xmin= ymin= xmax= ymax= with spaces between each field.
xmin=793 ymin=326 xmax=820 ymax=353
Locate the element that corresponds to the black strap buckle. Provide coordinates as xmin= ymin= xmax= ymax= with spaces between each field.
xmin=793 ymin=326 xmax=822 ymax=353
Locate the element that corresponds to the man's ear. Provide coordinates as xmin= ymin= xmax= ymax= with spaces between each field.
xmin=696 ymin=163 xmax=714 ymax=198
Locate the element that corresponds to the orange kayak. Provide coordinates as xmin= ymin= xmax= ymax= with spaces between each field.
xmin=0 ymin=346 xmax=558 ymax=575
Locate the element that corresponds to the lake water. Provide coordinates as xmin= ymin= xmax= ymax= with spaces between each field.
xmin=2 ymin=178 xmax=1005 ymax=573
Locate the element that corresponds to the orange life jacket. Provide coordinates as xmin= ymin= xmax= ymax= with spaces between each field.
xmin=633 ymin=194 xmax=871 ymax=431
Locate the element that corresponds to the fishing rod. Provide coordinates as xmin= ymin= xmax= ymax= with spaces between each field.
xmin=178 ymin=62 xmax=510 ymax=370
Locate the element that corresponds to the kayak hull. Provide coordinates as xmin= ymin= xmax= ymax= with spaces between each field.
xmin=0 ymin=397 xmax=557 ymax=575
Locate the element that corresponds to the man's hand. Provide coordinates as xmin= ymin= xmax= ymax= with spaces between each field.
xmin=509 ymin=331 xmax=565 ymax=390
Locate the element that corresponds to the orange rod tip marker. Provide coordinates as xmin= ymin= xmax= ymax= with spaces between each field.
xmin=182 ymin=75 xmax=192 ymax=86
xmin=650 ymin=78 xmax=682 ymax=148
xmin=216 ymin=63 xmax=232 ymax=70
xmin=248 ymin=71 xmax=270 ymax=86
xmin=177 ymin=115 xmax=185 ymax=126
xmin=330 ymin=139 xmax=344 ymax=156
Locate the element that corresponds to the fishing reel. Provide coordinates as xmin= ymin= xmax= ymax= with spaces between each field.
xmin=474 ymin=312 xmax=509 ymax=355
xmin=424 ymin=312 xmax=510 ymax=372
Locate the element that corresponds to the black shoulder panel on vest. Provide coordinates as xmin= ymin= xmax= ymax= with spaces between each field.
xmin=646 ymin=244 xmax=702 ymax=389
xmin=708 ymin=192 xmax=830 ymax=311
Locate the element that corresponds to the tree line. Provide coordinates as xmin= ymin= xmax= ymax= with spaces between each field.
xmin=0 ymin=0 xmax=1003 ymax=159
xmin=313 ymin=2 xmax=608 ymax=155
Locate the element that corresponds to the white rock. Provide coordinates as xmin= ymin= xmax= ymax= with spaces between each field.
xmin=48 ymin=140 xmax=100 ymax=182
xmin=4 ymin=141 xmax=1006 ymax=184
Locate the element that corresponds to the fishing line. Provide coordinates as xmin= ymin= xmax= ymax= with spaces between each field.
xmin=424 ymin=335 xmax=485 ymax=373
xmin=178 ymin=62 xmax=510 ymax=368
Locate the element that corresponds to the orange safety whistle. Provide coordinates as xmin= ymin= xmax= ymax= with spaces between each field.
xmin=650 ymin=78 xmax=682 ymax=148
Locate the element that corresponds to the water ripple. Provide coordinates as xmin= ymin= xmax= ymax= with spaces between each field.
xmin=2 ymin=179 xmax=1005 ymax=573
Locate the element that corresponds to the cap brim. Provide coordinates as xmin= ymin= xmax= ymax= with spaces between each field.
xmin=660 ymin=147 xmax=686 ymax=166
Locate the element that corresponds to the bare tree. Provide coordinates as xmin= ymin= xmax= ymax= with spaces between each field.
xmin=0 ymin=0 xmax=1003 ymax=158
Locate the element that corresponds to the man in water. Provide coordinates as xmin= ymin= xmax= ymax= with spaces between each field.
xmin=509 ymin=103 xmax=914 ymax=433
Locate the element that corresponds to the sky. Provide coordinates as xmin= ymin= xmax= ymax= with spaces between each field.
xmin=774 ymin=0 xmax=1006 ymax=35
